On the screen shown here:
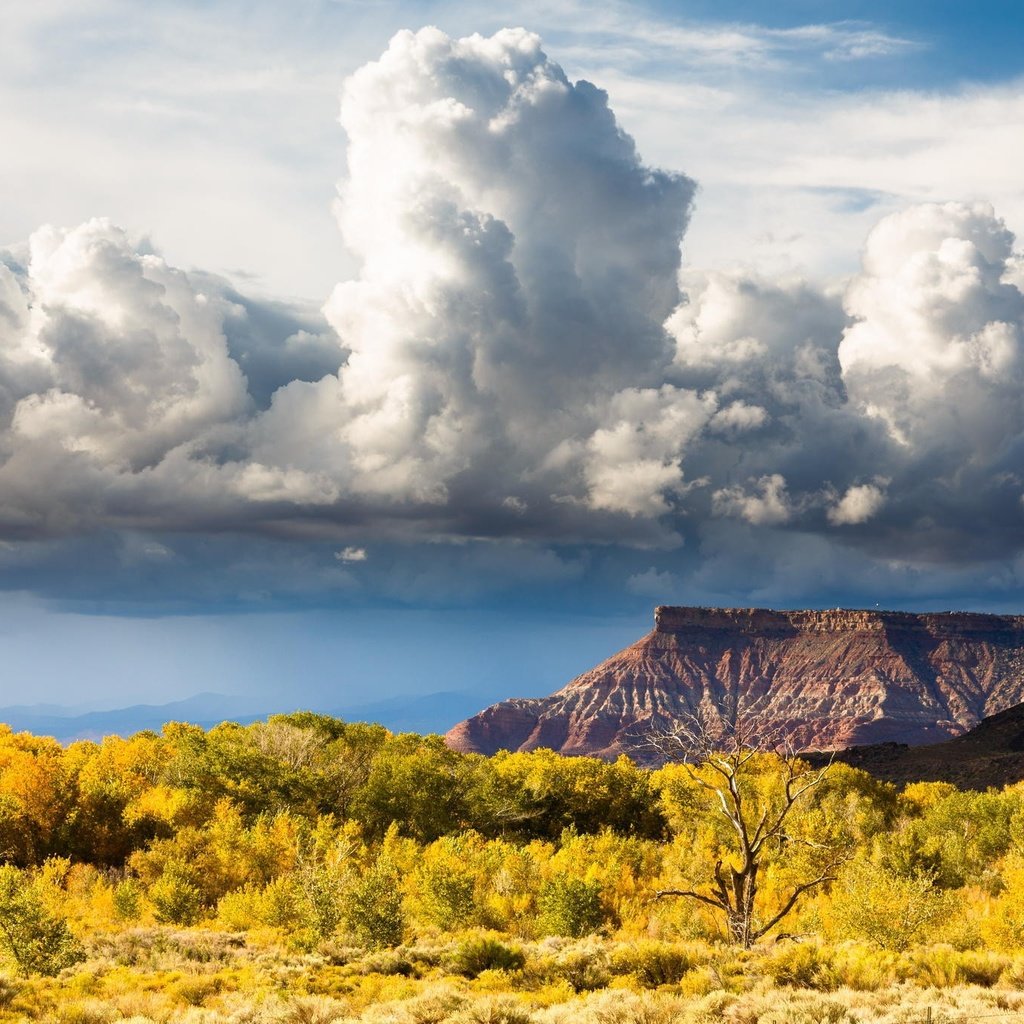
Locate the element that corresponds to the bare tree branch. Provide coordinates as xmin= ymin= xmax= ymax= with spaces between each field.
xmin=751 ymin=871 xmax=836 ymax=942
xmin=654 ymin=888 xmax=728 ymax=912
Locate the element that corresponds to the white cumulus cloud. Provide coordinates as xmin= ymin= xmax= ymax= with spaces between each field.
xmin=0 ymin=30 xmax=1022 ymax=607
xmin=712 ymin=474 xmax=793 ymax=526
xmin=828 ymin=482 xmax=887 ymax=525
xmin=335 ymin=546 xmax=367 ymax=563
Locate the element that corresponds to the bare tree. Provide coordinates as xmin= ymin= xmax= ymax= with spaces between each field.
xmin=650 ymin=702 xmax=837 ymax=948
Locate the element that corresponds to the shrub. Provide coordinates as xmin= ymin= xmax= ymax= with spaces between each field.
xmin=47 ymin=1002 xmax=117 ymax=1024
xmin=537 ymin=878 xmax=605 ymax=938
xmin=168 ymin=974 xmax=222 ymax=1006
xmin=0 ymin=973 xmax=20 ymax=1009
xmin=906 ymin=946 xmax=1008 ymax=988
xmin=554 ymin=989 xmax=682 ymax=1024
xmin=610 ymin=941 xmax=694 ymax=988
xmin=149 ymin=866 xmax=203 ymax=925
xmin=348 ymin=949 xmax=416 ymax=976
xmin=750 ymin=991 xmax=853 ymax=1024
xmin=999 ymin=956 xmax=1024 ymax=987
xmin=402 ymin=989 xmax=469 ymax=1024
xmin=549 ymin=946 xmax=611 ymax=992
xmin=451 ymin=935 xmax=526 ymax=978
xmin=760 ymin=943 xmax=837 ymax=990
xmin=112 ymin=878 xmax=142 ymax=922
xmin=450 ymin=995 xmax=534 ymax=1024
xmin=829 ymin=944 xmax=906 ymax=991
xmin=0 ymin=865 xmax=86 ymax=976
xmin=277 ymin=995 xmax=351 ymax=1024
xmin=344 ymin=866 xmax=405 ymax=949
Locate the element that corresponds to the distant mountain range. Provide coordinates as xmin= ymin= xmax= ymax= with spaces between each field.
xmin=446 ymin=605 xmax=1024 ymax=762
xmin=17 ymin=603 xmax=1024 ymax=788
xmin=0 ymin=689 xmax=489 ymax=743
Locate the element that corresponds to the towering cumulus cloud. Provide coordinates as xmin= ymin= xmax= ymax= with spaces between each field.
xmin=1 ymin=27 xmax=1023 ymax=605
xmin=251 ymin=27 xmax=699 ymax=529
xmin=836 ymin=202 xmax=1024 ymax=560
xmin=674 ymin=200 xmax=1024 ymax=564
xmin=841 ymin=203 xmax=1024 ymax=453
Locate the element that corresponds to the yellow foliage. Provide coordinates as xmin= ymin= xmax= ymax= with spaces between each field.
xmin=979 ymin=852 xmax=1024 ymax=949
xmin=900 ymin=780 xmax=958 ymax=814
xmin=123 ymin=783 xmax=207 ymax=830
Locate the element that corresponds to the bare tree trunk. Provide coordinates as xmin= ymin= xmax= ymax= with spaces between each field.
xmin=651 ymin=703 xmax=836 ymax=948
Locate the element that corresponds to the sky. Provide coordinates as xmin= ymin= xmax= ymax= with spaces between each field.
xmin=2 ymin=0 xmax=1024 ymax=711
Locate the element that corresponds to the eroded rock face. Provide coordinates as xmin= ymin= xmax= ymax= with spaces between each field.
xmin=444 ymin=607 xmax=1024 ymax=761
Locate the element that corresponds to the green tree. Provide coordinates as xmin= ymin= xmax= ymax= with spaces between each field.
xmin=295 ymin=864 xmax=346 ymax=939
xmin=415 ymin=860 xmax=477 ymax=931
xmin=350 ymin=734 xmax=469 ymax=841
xmin=149 ymin=862 xmax=203 ymax=925
xmin=0 ymin=866 xmax=85 ymax=976
xmin=537 ymin=877 xmax=606 ymax=937
xmin=345 ymin=863 xmax=405 ymax=948
xmin=910 ymin=788 xmax=1022 ymax=888
xmin=470 ymin=749 xmax=666 ymax=840
xmin=112 ymin=877 xmax=143 ymax=921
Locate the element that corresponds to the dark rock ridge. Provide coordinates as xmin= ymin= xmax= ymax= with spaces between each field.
xmin=807 ymin=701 xmax=1024 ymax=790
xmin=444 ymin=606 xmax=1024 ymax=762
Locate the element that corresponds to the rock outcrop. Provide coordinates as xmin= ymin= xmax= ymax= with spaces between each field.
xmin=444 ymin=606 xmax=1024 ymax=761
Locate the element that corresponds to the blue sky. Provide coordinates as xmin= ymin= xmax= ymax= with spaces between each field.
xmin=642 ymin=0 xmax=1024 ymax=84
xmin=1 ymin=1 xmax=1023 ymax=711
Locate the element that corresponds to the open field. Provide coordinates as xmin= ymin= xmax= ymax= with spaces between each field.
xmin=8 ymin=927 xmax=1024 ymax=1023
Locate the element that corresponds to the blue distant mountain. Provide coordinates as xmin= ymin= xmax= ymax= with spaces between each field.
xmin=0 ymin=690 xmax=488 ymax=743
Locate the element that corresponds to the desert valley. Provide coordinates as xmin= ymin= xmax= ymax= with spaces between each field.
xmin=3 ymin=606 xmax=1024 ymax=1021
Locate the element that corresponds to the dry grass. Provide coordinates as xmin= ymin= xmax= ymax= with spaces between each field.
xmin=6 ymin=928 xmax=1024 ymax=1024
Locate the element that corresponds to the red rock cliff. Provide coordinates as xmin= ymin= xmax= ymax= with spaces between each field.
xmin=444 ymin=606 xmax=1024 ymax=761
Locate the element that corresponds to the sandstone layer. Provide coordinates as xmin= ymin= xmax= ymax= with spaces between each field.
xmin=444 ymin=606 xmax=1024 ymax=761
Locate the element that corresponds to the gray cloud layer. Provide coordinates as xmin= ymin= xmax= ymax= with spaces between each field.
xmin=2 ymin=27 xmax=1024 ymax=609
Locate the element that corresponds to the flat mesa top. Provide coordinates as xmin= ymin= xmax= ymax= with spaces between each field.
xmin=653 ymin=606 xmax=1024 ymax=636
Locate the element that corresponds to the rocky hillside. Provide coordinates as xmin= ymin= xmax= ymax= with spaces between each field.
xmin=445 ymin=606 xmax=1024 ymax=761
xmin=810 ymin=701 xmax=1024 ymax=789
